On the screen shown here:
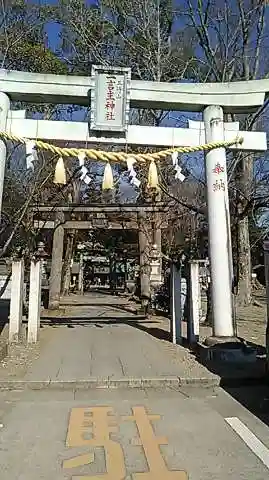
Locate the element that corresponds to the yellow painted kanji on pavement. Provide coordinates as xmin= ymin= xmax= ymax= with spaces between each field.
xmin=63 ymin=405 xmax=188 ymax=479
xmin=63 ymin=406 xmax=126 ymax=479
xmin=123 ymin=406 xmax=188 ymax=479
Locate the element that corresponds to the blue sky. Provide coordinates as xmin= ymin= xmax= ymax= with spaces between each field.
xmin=28 ymin=0 xmax=98 ymax=50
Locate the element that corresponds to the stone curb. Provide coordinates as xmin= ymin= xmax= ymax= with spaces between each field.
xmin=0 ymin=373 xmax=267 ymax=391
xmin=0 ymin=375 xmax=222 ymax=391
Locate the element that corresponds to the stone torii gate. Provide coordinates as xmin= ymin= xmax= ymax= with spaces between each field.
xmin=0 ymin=66 xmax=267 ymax=344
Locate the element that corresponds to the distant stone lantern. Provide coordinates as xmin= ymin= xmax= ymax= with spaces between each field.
xmin=34 ymin=241 xmax=49 ymax=288
xmin=35 ymin=241 xmax=48 ymax=259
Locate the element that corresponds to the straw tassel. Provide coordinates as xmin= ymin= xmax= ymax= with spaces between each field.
xmin=102 ymin=162 xmax=114 ymax=190
xmin=147 ymin=160 xmax=159 ymax=189
xmin=53 ymin=157 xmax=66 ymax=185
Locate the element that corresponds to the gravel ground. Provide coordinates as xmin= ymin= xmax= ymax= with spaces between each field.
xmin=0 ymin=326 xmax=55 ymax=380
xmin=199 ymin=289 xmax=267 ymax=348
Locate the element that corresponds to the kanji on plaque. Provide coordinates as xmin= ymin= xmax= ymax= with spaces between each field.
xmin=115 ymin=79 xmax=124 ymax=99
xmin=105 ymin=76 xmax=116 ymax=121
xmin=91 ymin=66 xmax=130 ymax=132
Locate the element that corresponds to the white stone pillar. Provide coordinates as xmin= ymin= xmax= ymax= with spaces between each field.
xmin=188 ymin=261 xmax=200 ymax=344
xmin=9 ymin=259 xmax=24 ymax=343
xmin=27 ymin=259 xmax=42 ymax=344
xmin=170 ymin=263 xmax=182 ymax=345
xmin=0 ymin=92 xmax=10 ymax=219
xmin=204 ymin=105 xmax=234 ymax=339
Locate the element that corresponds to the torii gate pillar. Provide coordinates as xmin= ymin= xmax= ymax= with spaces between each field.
xmin=203 ymin=105 xmax=234 ymax=342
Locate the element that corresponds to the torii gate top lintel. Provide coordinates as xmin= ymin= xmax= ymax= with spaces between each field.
xmin=0 ymin=68 xmax=268 ymax=113
xmin=0 ymin=67 xmax=267 ymax=152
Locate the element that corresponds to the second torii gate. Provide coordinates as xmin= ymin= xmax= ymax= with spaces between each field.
xmin=0 ymin=66 xmax=267 ymax=343
xmin=29 ymin=203 xmax=168 ymax=309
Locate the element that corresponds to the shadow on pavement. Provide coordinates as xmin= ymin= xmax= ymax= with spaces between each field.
xmin=194 ymin=338 xmax=267 ymax=385
xmin=57 ymin=301 xmax=141 ymax=316
xmin=40 ymin=317 xmax=173 ymax=342
xmin=193 ymin=337 xmax=269 ymax=428
xmin=224 ymin=384 xmax=269 ymax=428
xmin=41 ymin=313 xmax=191 ymax=345
xmin=41 ymin=316 xmax=150 ymax=324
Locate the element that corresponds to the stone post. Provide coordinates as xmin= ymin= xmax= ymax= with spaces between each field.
xmin=9 ymin=259 xmax=24 ymax=343
xmin=27 ymin=259 xmax=42 ymax=343
xmin=170 ymin=263 xmax=182 ymax=345
xmin=188 ymin=261 xmax=200 ymax=344
xmin=48 ymin=211 xmax=64 ymax=309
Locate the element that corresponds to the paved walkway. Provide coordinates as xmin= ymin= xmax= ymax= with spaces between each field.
xmin=24 ymin=300 xmax=217 ymax=386
xmin=0 ymin=291 xmax=267 ymax=388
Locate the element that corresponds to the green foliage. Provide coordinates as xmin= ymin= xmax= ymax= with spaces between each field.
xmin=0 ymin=1 xmax=67 ymax=74
xmin=4 ymin=41 xmax=68 ymax=74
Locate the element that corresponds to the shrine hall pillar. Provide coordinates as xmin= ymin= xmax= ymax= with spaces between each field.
xmin=48 ymin=211 xmax=65 ymax=310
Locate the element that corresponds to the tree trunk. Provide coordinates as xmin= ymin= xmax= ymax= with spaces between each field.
xmin=61 ymin=178 xmax=80 ymax=296
xmin=236 ymin=215 xmax=252 ymax=306
xmin=236 ymin=154 xmax=253 ymax=306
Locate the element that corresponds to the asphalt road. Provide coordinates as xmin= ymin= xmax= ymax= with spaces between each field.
xmin=0 ymin=385 xmax=269 ymax=479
